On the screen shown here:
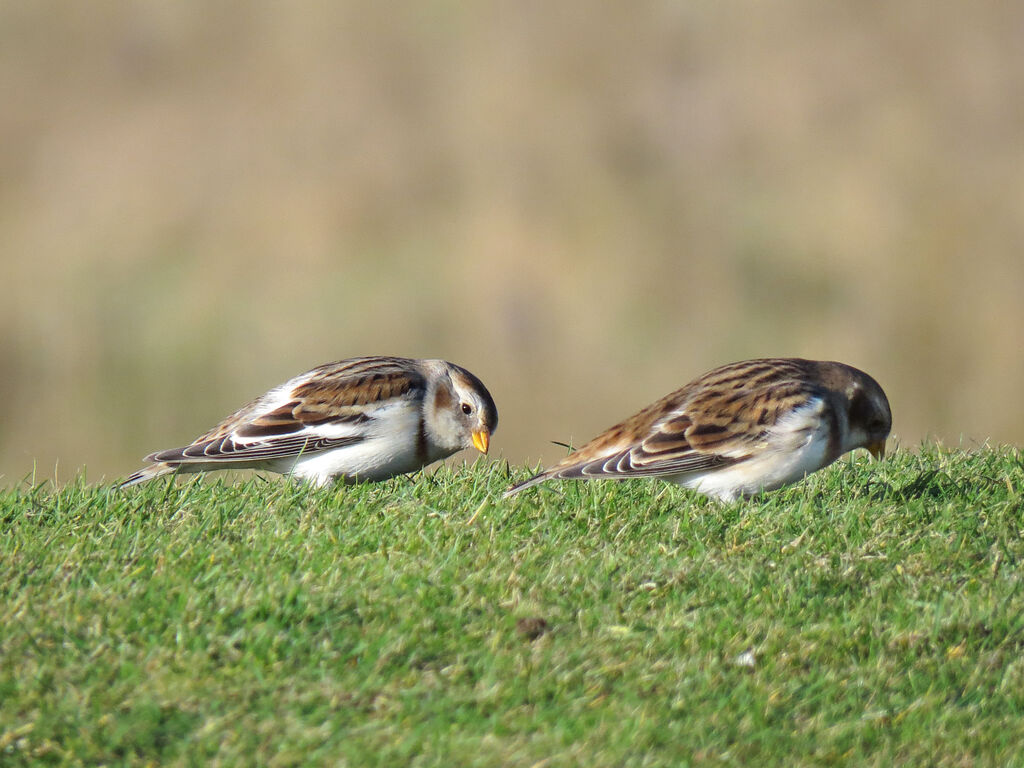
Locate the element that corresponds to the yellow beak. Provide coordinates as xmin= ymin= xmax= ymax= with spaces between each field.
xmin=867 ymin=440 xmax=886 ymax=460
xmin=471 ymin=429 xmax=490 ymax=455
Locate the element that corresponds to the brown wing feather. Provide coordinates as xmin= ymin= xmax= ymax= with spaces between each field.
xmin=192 ymin=357 xmax=427 ymax=443
xmin=506 ymin=358 xmax=827 ymax=494
xmin=291 ymin=359 xmax=424 ymax=408
xmin=151 ymin=357 xmax=427 ymax=463
xmin=148 ymin=433 xmax=364 ymax=464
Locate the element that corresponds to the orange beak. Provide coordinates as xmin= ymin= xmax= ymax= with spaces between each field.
xmin=471 ymin=429 xmax=490 ymax=455
xmin=867 ymin=440 xmax=886 ymax=460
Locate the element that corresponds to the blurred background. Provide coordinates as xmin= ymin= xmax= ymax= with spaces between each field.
xmin=2 ymin=2 xmax=1022 ymax=484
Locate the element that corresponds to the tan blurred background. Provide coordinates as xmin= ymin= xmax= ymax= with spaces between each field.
xmin=2 ymin=2 xmax=1022 ymax=484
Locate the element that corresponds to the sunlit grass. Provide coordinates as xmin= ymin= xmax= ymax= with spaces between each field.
xmin=2 ymin=446 xmax=1023 ymax=766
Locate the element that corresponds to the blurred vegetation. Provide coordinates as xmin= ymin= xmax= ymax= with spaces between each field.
xmin=2 ymin=2 xmax=1022 ymax=483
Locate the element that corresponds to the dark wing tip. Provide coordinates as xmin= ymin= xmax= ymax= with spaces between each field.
xmin=148 ymin=444 xmax=196 ymax=463
xmin=118 ymin=471 xmax=148 ymax=489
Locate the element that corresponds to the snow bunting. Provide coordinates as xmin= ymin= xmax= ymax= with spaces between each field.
xmin=505 ymin=358 xmax=890 ymax=501
xmin=120 ymin=356 xmax=498 ymax=488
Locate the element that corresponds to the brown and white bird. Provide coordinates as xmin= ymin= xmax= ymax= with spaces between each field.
xmin=505 ymin=358 xmax=890 ymax=501
xmin=121 ymin=356 xmax=498 ymax=488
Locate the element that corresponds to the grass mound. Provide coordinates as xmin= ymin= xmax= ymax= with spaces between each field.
xmin=2 ymin=446 xmax=1023 ymax=766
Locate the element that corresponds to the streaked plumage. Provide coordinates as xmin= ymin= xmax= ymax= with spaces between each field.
xmin=505 ymin=358 xmax=891 ymax=501
xmin=121 ymin=356 xmax=497 ymax=488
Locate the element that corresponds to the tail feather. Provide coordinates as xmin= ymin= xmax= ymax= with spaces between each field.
xmin=119 ymin=462 xmax=177 ymax=489
xmin=503 ymin=471 xmax=554 ymax=499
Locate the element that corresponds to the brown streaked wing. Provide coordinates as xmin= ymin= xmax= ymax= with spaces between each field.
xmin=542 ymin=411 xmax=736 ymax=481
xmin=530 ymin=388 xmax=699 ymax=480
xmin=233 ymin=402 xmax=372 ymax=439
xmin=678 ymin=366 xmax=825 ymax=458
xmin=149 ymin=433 xmax=364 ymax=464
xmin=533 ymin=358 xmax=826 ymax=481
xmin=293 ymin=357 xmax=427 ymax=408
xmin=192 ymin=357 xmax=426 ymax=443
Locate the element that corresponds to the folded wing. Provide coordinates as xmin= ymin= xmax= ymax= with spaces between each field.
xmin=505 ymin=368 xmax=824 ymax=495
xmin=149 ymin=357 xmax=427 ymax=466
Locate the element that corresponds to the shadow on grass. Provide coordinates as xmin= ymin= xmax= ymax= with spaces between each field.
xmin=867 ymin=468 xmax=1008 ymax=503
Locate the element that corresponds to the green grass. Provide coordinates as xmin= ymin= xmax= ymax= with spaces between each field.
xmin=2 ymin=446 xmax=1024 ymax=766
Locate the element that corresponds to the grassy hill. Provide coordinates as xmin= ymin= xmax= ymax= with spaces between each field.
xmin=2 ymin=446 xmax=1023 ymax=766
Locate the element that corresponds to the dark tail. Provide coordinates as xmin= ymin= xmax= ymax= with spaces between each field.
xmin=118 ymin=462 xmax=175 ymax=489
xmin=502 ymin=471 xmax=553 ymax=499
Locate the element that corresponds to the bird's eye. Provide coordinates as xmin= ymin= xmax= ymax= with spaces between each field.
xmin=461 ymin=403 xmax=473 ymax=415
